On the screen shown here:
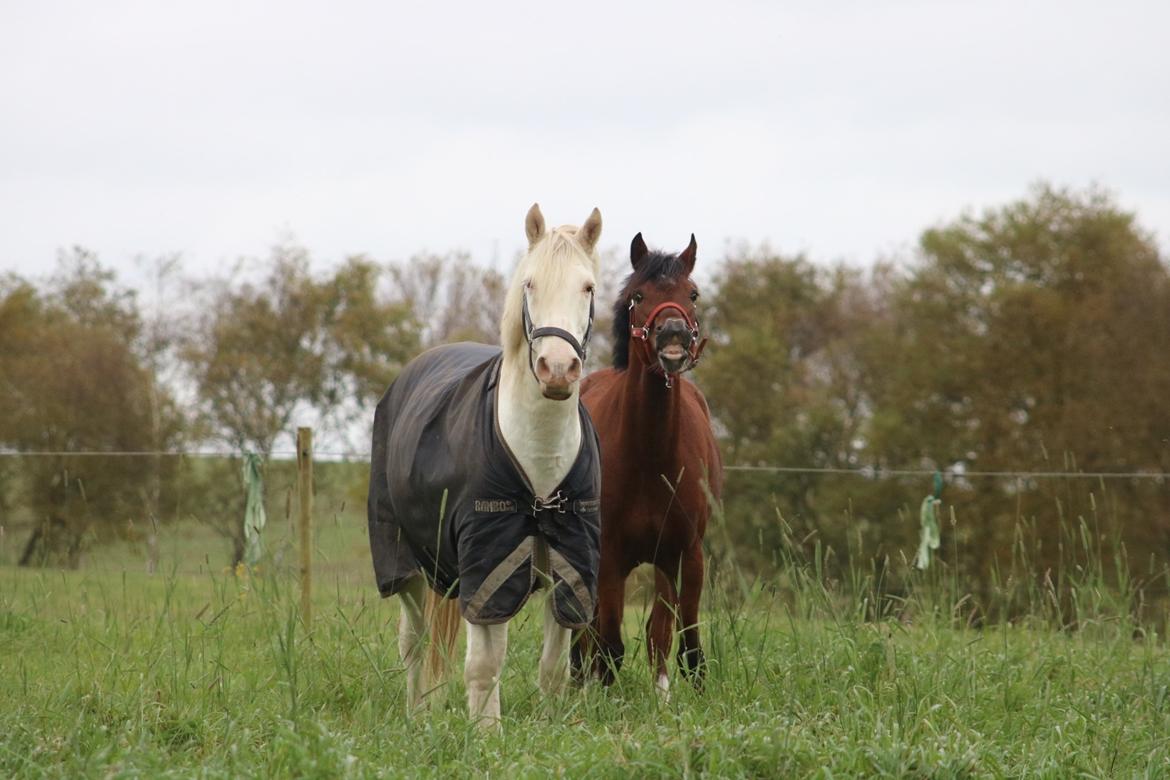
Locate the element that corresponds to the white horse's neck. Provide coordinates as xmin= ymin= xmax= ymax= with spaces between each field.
xmin=496 ymin=351 xmax=582 ymax=500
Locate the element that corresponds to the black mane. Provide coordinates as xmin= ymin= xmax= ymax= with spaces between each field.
xmin=611 ymin=250 xmax=688 ymax=370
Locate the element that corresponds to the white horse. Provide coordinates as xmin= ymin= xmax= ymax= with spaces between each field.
xmin=368 ymin=204 xmax=603 ymax=726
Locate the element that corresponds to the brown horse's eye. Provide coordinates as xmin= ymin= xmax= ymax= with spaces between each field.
xmin=690 ymin=290 xmax=699 ymax=302
xmin=631 ymin=292 xmax=643 ymax=305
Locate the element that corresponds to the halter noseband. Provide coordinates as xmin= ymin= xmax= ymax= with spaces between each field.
xmin=522 ymin=291 xmax=595 ymax=380
xmin=629 ymin=299 xmax=707 ymax=388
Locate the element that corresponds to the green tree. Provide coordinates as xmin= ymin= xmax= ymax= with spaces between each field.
xmin=185 ymin=245 xmax=418 ymax=454
xmin=698 ymin=249 xmax=894 ymax=566
xmin=181 ymin=244 xmax=418 ymax=562
xmin=387 ymin=251 xmax=505 ymax=347
xmin=0 ymin=251 xmax=185 ymax=566
xmin=866 ymin=184 xmax=1170 ymax=586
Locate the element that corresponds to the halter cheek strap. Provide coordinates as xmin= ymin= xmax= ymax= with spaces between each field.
xmin=522 ymin=292 xmax=595 ymax=379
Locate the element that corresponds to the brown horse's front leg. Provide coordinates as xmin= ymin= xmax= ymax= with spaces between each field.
xmin=677 ymin=546 xmax=706 ymax=686
xmin=570 ymin=628 xmax=590 ymax=684
xmin=594 ymin=557 xmax=627 ymax=685
xmin=647 ymin=567 xmax=679 ymax=696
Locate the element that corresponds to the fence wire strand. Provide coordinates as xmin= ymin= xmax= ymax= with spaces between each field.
xmin=1 ymin=450 xmax=1167 ymax=480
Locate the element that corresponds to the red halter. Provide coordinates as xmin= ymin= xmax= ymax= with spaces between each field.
xmin=628 ymin=300 xmax=708 ymax=388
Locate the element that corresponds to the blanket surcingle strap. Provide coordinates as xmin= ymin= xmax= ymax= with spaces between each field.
xmin=367 ymin=342 xmax=602 ymax=628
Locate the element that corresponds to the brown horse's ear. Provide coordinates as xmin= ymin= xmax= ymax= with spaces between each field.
xmin=525 ymin=203 xmax=546 ymax=248
xmin=578 ymin=207 xmax=602 ymax=252
xmin=678 ymin=234 xmax=697 ymax=274
xmin=630 ymin=232 xmax=649 ymax=269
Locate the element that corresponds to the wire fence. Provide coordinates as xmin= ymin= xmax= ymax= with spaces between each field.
xmin=2 ymin=449 xmax=1168 ymax=481
xmin=722 ymin=465 xmax=1170 ymax=480
xmin=3 ymin=445 xmax=1169 ymax=608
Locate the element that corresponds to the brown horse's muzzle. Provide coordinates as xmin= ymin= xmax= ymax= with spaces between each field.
xmin=654 ymin=318 xmax=694 ymax=375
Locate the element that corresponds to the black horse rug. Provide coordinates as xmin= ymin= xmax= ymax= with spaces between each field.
xmin=367 ymin=342 xmax=602 ymax=628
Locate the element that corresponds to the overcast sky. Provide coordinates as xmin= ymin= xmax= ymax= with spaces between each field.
xmin=2 ymin=0 xmax=1168 ymax=286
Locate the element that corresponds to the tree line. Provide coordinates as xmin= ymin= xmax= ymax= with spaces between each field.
xmin=2 ymin=184 xmax=1168 ymax=599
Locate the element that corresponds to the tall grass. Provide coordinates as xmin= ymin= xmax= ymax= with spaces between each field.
xmin=707 ymin=476 xmax=1170 ymax=640
xmin=2 ymin=485 xmax=1170 ymax=776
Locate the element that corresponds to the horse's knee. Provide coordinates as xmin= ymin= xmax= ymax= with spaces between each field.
xmin=464 ymin=650 xmax=498 ymax=694
xmin=464 ymin=624 xmax=507 ymax=692
xmin=680 ymin=548 xmax=704 ymax=590
xmin=464 ymin=665 xmax=491 ymax=699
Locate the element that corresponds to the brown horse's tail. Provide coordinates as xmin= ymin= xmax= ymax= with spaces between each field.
xmin=423 ymin=589 xmax=461 ymax=691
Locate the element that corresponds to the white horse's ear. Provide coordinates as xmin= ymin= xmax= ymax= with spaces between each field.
xmin=578 ymin=207 xmax=602 ymax=252
xmin=679 ymin=233 xmax=697 ymax=274
xmin=525 ymin=203 xmax=546 ymax=247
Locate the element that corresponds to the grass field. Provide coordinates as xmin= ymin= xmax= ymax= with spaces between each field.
xmin=2 ymin=508 xmax=1170 ymax=778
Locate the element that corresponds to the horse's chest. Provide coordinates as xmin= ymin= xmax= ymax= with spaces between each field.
xmin=497 ymin=406 xmax=582 ymax=500
xmin=513 ymin=450 xmax=575 ymax=499
xmin=598 ymin=452 xmax=709 ymax=555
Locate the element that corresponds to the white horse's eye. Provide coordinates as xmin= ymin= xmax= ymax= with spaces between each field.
xmin=585 ymin=284 xmax=595 ymax=294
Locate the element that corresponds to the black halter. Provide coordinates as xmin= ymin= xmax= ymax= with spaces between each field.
xmin=521 ymin=291 xmax=594 ymax=378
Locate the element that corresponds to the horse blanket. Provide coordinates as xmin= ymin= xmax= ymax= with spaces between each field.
xmin=367 ymin=342 xmax=602 ymax=628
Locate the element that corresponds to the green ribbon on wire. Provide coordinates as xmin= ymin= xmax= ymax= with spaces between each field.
xmin=915 ymin=471 xmax=944 ymax=570
xmin=242 ymin=453 xmax=267 ymax=565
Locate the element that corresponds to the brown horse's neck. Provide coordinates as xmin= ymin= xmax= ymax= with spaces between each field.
xmin=618 ymin=344 xmax=685 ymax=475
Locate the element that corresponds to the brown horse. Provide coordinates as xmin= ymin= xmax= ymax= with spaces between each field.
xmin=574 ymin=232 xmax=722 ymax=694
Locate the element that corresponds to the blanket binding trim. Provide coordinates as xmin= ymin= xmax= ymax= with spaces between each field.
xmin=463 ymin=536 xmax=534 ymax=620
xmin=548 ymin=547 xmax=593 ymax=622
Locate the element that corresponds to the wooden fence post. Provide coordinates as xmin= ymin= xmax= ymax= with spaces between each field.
xmin=297 ymin=427 xmax=313 ymax=628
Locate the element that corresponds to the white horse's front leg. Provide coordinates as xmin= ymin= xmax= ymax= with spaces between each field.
xmin=539 ymin=596 xmax=572 ymax=696
xmin=464 ymin=620 xmax=508 ymax=727
xmin=397 ymin=576 xmax=428 ymax=715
